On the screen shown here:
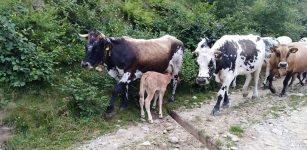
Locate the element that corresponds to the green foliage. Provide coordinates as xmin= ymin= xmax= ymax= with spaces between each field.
xmin=60 ymin=73 xmax=109 ymax=118
xmin=181 ymin=50 xmax=199 ymax=85
xmin=229 ymin=125 xmax=244 ymax=137
xmin=0 ymin=16 xmax=54 ymax=87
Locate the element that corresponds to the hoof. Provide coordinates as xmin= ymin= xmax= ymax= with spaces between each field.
xmin=106 ymin=105 xmax=114 ymax=113
xmin=251 ymin=96 xmax=257 ymax=99
xmin=262 ymin=84 xmax=269 ymax=90
xmin=168 ymin=97 xmax=175 ymax=103
xmin=140 ymin=116 xmax=146 ymax=122
xmin=104 ymin=112 xmax=114 ymax=119
xmin=148 ymin=120 xmax=154 ymax=124
xmin=159 ymin=114 xmax=163 ymax=119
xmin=269 ymin=87 xmax=276 ymax=94
xmin=211 ymin=108 xmax=220 ymax=116
xmin=243 ymin=93 xmax=248 ymax=98
xmin=279 ymin=93 xmax=287 ymax=97
xmin=119 ymin=106 xmax=127 ymax=112
xmin=222 ymin=103 xmax=230 ymax=109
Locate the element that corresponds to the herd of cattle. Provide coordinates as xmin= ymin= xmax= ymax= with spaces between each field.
xmin=79 ymin=30 xmax=307 ymax=122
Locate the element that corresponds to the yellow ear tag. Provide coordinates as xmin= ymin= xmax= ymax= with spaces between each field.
xmin=105 ymin=46 xmax=110 ymax=51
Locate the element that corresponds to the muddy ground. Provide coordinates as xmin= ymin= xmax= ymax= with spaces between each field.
xmin=74 ymin=77 xmax=307 ymax=150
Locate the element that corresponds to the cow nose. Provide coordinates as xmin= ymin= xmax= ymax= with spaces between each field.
xmin=196 ymin=77 xmax=209 ymax=85
xmin=278 ymin=62 xmax=288 ymax=68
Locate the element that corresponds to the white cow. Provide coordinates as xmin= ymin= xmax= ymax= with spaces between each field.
xmin=299 ymin=37 xmax=307 ymax=42
xmin=194 ymin=35 xmax=265 ymax=115
xmin=276 ymin=36 xmax=292 ymax=44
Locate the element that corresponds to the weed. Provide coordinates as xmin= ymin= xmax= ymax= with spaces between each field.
xmin=229 ymin=125 xmax=244 ymax=137
xmin=215 ymin=138 xmax=223 ymax=146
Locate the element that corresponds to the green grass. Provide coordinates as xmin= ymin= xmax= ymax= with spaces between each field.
xmin=229 ymin=125 xmax=244 ymax=137
xmin=1 ymin=66 xmax=215 ymax=149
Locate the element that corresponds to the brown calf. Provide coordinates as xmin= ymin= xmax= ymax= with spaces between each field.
xmin=268 ymin=42 xmax=307 ymax=96
xmin=139 ymin=65 xmax=173 ymax=123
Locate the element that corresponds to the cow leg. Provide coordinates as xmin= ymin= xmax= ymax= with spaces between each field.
xmin=231 ymin=77 xmax=237 ymax=88
xmin=105 ymin=72 xmax=133 ymax=118
xmin=280 ymin=72 xmax=293 ymax=97
xmin=139 ymin=88 xmax=145 ymax=121
xmin=120 ymin=85 xmax=129 ymax=111
xmin=152 ymin=91 xmax=159 ymax=109
xmin=263 ymin=61 xmax=270 ymax=89
xmin=252 ymin=68 xmax=261 ymax=99
xmin=297 ymin=73 xmax=304 ymax=86
xmin=242 ymin=74 xmax=252 ymax=98
xmin=212 ymin=76 xmax=233 ymax=116
xmin=268 ymin=70 xmax=276 ymax=93
xmin=168 ymin=75 xmax=179 ymax=102
xmin=145 ymin=92 xmax=155 ymax=123
xmin=288 ymin=74 xmax=296 ymax=87
xmin=158 ymin=90 xmax=166 ymax=119
xmin=222 ymin=91 xmax=230 ymax=109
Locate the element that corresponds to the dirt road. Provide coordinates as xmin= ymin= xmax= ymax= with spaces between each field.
xmin=74 ymin=77 xmax=307 ymax=150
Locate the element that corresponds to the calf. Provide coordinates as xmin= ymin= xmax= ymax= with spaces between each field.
xmin=268 ymin=42 xmax=307 ymax=96
xmin=79 ymin=30 xmax=184 ymax=118
xmin=139 ymin=65 xmax=173 ymax=123
xmin=194 ymin=35 xmax=265 ymax=115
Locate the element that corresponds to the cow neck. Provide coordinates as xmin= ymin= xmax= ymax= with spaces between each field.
xmin=103 ymin=37 xmax=112 ymax=63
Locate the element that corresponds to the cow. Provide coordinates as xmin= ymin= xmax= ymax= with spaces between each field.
xmin=261 ymin=37 xmax=280 ymax=88
xmin=78 ymin=30 xmax=184 ymax=118
xmin=194 ymin=35 xmax=265 ymax=115
xmin=267 ymin=42 xmax=307 ymax=96
xmin=276 ymin=36 xmax=292 ymax=44
xmin=139 ymin=65 xmax=173 ymax=123
xmin=299 ymin=37 xmax=307 ymax=42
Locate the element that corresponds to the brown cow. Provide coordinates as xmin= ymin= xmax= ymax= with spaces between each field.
xmin=139 ymin=65 xmax=173 ymax=123
xmin=268 ymin=42 xmax=307 ymax=96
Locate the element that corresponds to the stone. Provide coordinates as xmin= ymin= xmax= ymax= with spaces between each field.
xmin=166 ymin=125 xmax=174 ymax=131
xmin=226 ymin=133 xmax=239 ymax=142
xmin=271 ymin=128 xmax=283 ymax=136
xmin=168 ymin=136 xmax=179 ymax=144
xmin=140 ymin=141 xmax=151 ymax=146
xmin=163 ymin=130 xmax=167 ymax=134
xmin=117 ymin=129 xmax=127 ymax=135
xmin=230 ymin=146 xmax=238 ymax=150
xmin=141 ymin=126 xmax=149 ymax=132
xmin=303 ymin=140 xmax=307 ymax=145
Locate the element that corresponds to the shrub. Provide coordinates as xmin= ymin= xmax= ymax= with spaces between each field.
xmin=60 ymin=73 xmax=109 ymax=118
xmin=0 ymin=17 xmax=54 ymax=87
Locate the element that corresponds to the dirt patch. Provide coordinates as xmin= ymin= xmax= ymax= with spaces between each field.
xmin=74 ymin=77 xmax=307 ymax=150
xmin=0 ymin=110 xmax=12 ymax=148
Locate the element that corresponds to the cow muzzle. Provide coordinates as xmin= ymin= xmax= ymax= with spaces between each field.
xmin=278 ymin=62 xmax=288 ymax=69
xmin=196 ymin=77 xmax=209 ymax=85
xmin=81 ymin=61 xmax=93 ymax=69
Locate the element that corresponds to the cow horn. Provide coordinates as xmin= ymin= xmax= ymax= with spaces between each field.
xmin=192 ymin=51 xmax=199 ymax=54
xmin=78 ymin=33 xmax=89 ymax=38
xmin=97 ymin=31 xmax=106 ymax=39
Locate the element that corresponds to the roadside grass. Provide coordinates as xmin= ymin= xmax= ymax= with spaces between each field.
xmin=229 ymin=125 xmax=244 ymax=137
xmin=1 ymin=66 xmax=215 ymax=149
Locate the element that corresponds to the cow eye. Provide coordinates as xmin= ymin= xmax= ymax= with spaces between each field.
xmin=275 ymin=51 xmax=280 ymax=57
xmin=201 ymin=44 xmax=206 ymax=48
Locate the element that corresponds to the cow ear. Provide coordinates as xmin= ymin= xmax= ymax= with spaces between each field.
xmin=289 ymin=47 xmax=298 ymax=53
xmin=270 ymin=46 xmax=277 ymax=53
xmin=214 ymin=51 xmax=223 ymax=60
xmin=104 ymin=43 xmax=113 ymax=51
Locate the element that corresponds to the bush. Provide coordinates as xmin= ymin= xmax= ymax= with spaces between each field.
xmin=0 ymin=17 xmax=54 ymax=87
xmin=60 ymin=73 xmax=109 ymax=118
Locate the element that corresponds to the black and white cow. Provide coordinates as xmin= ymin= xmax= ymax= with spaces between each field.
xmin=194 ymin=35 xmax=265 ymax=115
xmin=262 ymin=37 xmax=279 ymax=87
xmin=79 ymin=30 xmax=184 ymax=118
